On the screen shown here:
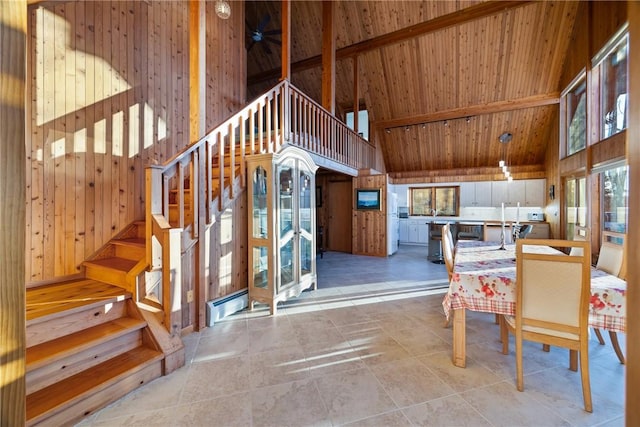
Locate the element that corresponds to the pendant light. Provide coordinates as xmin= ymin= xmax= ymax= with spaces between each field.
xmin=215 ymin=1 xmax=231 ymax=19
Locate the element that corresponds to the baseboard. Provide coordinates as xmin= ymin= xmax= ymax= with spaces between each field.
xmin=206 ymin=288 xmax=249 ymax=327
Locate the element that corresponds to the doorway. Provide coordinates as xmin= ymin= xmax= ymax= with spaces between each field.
xmin=327 ymin=180 xmax=353 ymax=253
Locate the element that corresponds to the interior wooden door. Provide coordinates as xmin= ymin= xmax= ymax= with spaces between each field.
xmin=327 ymin=180 xmax=352 ymax=253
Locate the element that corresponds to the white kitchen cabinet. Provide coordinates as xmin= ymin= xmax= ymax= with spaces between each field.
xmin=460 ymin=182 xmax=492 ymax=207
xmin=401 ymin=220 xmax=428 ymax=244
xmin=399 ymin=219 xmax=409 ymax=243
xmin=491 ymin=179 xmax=544 ymax=207
xmin=524 ymin=179 xmax=545 ymax=207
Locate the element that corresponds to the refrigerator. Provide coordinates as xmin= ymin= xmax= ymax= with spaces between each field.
xmin=387 ymin=192 xmax=399 ymax=255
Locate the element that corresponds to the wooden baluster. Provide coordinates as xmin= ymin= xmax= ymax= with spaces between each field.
xmin=218 ymin=131 xmax=224 ymax=211
xmin=229 ymin=122 xmax=235 ymax=198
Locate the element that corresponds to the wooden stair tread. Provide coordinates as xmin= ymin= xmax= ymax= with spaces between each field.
xmin=26 ymin=347 xmax=163 ymax=422
xmin=26 ymin=280 xmax=130 ymax=323
xmin=84 ymin=257 xmax=138 ymax=272
xmin=111 ymin=237 xmax=145 ymax=248
xmin=27 ymin=317 xmax=147 ymax=370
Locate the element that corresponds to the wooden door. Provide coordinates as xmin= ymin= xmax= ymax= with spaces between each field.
xmin=327 ymin=180 xmax=352 ymax=253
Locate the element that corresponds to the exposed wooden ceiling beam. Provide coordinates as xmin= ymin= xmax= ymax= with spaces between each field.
xmin=374 ymin=93 xmax=560 ymax=130
xmin=248 ymin=0 xmax=532 ymax=85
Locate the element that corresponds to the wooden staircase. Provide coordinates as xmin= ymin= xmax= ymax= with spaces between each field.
xmin=25 ymin=280 xmax=164 ymax=425
xmin=26 ymin=221 xmax=184 ymax=426
xmin=83 ymin=221 xmax=147 ymax=293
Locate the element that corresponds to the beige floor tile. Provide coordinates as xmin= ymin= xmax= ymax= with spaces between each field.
xmin=386 ymin=327 xmax=451 ymax=357
xmin=370 ymin=357 xmax=456 ymax=407
xmin=303 ymin=339 xmax=366 ymax=377
xmin=401 ymin=394 xmax=492 ymax=427
xmin=417 ymin=352 xmax=503 ymax=392
xmin=179 ymin=354 xmax=251 ymax=404
xmin=347 ymin=329 xmax=413 ymax=367
xmin=341 ymin=410 xmax=412 ymax=427
xmin=248 ymin=323 xmax=299 ymax=354
xmin=251 ymin=378 xmax=331 ymax=427
xmin=314 ymin=367 xmax=397 ymax=425
xmin=93 ymin=367 xmax=190 ymax=421
xmin=461 ymin=381 xmax=571 ymax=426
xmin=176 ymin=392 xmax=252 ymax=426
xmin=193 ymin=331 xmax=249 ymax=362
xmin=250 ymin=345 xmax=310 ymax=388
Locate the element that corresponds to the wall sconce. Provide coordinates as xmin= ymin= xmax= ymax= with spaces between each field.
xmin=404 ymin=126 xmax=410 ymax=132
xmin=385 ymin=128 xmax=391 ymax=134
xmin=215 ymin=1 xmax=231 ymax=19
xmin=549 ymin=184 xmax=555 ymax=200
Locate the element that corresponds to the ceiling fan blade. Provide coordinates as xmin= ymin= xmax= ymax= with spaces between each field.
xmin=257 ymin=14 xmax=271 ymax=32
xmin=247 ymin=41 xmax=256 ymax=52
xmin=265 ymin=36 xmax=281 ymax=46
xmin=262 ymin=29 xmax=281 ymax=36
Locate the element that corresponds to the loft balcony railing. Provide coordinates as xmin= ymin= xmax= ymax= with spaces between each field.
xmin=145 ymin=79 xmax=375 ymax=332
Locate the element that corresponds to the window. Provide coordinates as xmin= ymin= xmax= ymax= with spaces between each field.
xmin=563 ymin=74 xmax=587 ymax=156
xmin=601 ymin=165 xmax=628 ymax=233
xmin=346 ymin=110 xmax=369 ymax=140
xmin=594 ymin=29 xmax=628 ymax=139
xmin=410 ymin=186 xmax=459 ymax=216
xmin=565 ymin=176 xmax=586 ymax=239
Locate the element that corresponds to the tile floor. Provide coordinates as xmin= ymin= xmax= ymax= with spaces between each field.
xmin=79 ymin=245 xmax=626 ymax=426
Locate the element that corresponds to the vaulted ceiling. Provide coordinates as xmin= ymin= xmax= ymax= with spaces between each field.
xmin=245 ymin=1 xmax=579 ymax=177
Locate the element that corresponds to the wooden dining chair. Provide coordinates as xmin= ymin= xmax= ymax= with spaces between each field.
xmin=593 ymin=230 xmax=626 ymax=364
xmin=442 ymin=223 xmax=455 ymax=281
xmin=500 ymin=238 xmax=593 ymax=412
xmin=442 ymin=223 xmax=455 ymax=328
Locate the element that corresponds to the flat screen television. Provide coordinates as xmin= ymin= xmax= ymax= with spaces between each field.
xmin=355 ymin=188 xmax=382 ymax=210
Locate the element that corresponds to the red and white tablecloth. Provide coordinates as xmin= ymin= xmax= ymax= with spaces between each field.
xmin=442 ymin=241 xmax=626 ymax=333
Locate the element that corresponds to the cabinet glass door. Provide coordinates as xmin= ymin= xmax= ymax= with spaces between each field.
xmin=278 ymin=161 xmax=295 ymax=290
xmin=299 ymin=169 xmax=313 ymax=277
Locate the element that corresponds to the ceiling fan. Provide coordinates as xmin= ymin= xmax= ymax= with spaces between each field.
xmin=246 ymin=14 xmax=281 ymax=54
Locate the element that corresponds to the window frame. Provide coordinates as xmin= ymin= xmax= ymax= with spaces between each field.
xmin=560 ymin=71 xmax=588 ymax=158
xmin=592 ymin=25 xmax=629 ymax=141
xmin=409 ymin=186 xmax=460 ymax=217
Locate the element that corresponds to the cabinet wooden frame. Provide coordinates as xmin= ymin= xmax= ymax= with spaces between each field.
xmin=246 ymin=146 xmax=319 ymax=315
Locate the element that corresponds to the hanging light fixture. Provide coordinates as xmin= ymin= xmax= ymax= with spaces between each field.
xmin=215 ymin=1 xmax=231 ymax=19
xmin=498 ymin=131 xmax=512 ymax=180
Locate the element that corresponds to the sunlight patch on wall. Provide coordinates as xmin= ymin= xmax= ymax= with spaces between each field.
xmin=129 ymin=103 xmax=140 ymax=158
xmin=112 ymin=110 xmax=123 ymax=157
xmin=74 ymin=128 xmax=87 ymax=153
xmin=51 ymin=137 xmax=66 ymax=159
xmin=35 ymin=8 xmax=131 ymax=126
xmin=158 ymin=112 xmax=167 ymax=142
xmin=221 ymin=209 xmax=233 ymax=245
xmin=219 ymin=252 xmax=233 ymax=288
xmin=94 ymin=119 xmax=106 ymax=154
xmin=144 ymin=103 xmax=154 ymax=149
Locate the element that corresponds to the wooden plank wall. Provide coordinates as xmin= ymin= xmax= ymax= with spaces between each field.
xmin=352 ymin=174 xmax=387 ymax=257
xmin=206 ymin=196 xmax=248 ymax=302
xmin=25 ymin=0 xmax=247 ymax=285
xmin=1 ymin=1 xmax=27 ymax=423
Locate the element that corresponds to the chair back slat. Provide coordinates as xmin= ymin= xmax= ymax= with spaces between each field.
xmin=596 ymin=230 xmax=626 ymax=278
xmin=442 ymin=223 xmax=454 ymax=280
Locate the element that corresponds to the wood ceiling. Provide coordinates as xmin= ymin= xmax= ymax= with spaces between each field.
xmin=245 ymin=1 xmax=579 ymax=177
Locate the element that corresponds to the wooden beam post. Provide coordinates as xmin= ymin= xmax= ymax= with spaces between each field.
xmin=353 ymin=56 xmax=359 ymax=133
xmin=321 ymin=0 xmax=335 ymax=114
xmin=0 ymin=1 xmax=27 ymax=425
xmin=280 ymin=0 xmax=291 ymax=81
xmin=189 ymin=0 xmax=206 ymax=142
xmin=626 ymin=2 xmax=640 ymax=425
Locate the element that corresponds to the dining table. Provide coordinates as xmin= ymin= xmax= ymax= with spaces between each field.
xmin=442 ymin=240 xmax=627 ymax=368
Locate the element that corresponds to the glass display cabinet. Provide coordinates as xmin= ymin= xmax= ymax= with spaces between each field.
xmin=246 ymin=146 xmax=318 ymax=315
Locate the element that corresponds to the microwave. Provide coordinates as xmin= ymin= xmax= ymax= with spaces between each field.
xmin=527 ymin=212 xmax=545 ymax=221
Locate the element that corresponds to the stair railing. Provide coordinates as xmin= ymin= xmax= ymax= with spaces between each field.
xmin=145 ymin=79 xmax=375 ymax=332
